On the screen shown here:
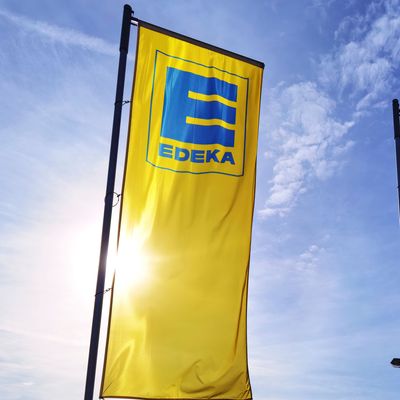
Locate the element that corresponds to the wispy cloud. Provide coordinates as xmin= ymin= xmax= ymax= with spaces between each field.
xmin=320 ymin=0 xmax=400 ymax=113
xmin=260 ymin=82 xmax=353 ymax=218
xmin=260 ymin=0 xmax=399 ymax=218
xmin=248 ymin=233 xmax=400 ymax=399
xmin=0 ymin=18 xmax=124 ymax=397
xmin=249 ymin=326 xmax=400 ymax=400
xmin=0 ymin=8 xmax=117 ymax=56
xmin=296 ymin=243 xmax=326 ymax=270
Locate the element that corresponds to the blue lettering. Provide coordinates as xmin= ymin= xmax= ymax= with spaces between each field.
xmin=159 ymin=143 xmax=173 ymax=158
xmin=206 ymin=149 xmax=220 ymax=163
xmin=175 ymin=147 xmax=190 ymax=161
xmin=191 ymin=149 xmax=205 ymax=163
xmin=221 ymin=152 xmax=235 ymax=164
xmin=158 ymin=143 xmax=235 ymax=166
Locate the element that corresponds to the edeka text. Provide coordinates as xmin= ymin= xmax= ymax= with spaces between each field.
xmin=159 ymin=143 xmax=235 ymax=165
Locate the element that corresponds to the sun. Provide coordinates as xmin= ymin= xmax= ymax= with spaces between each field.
xmin=110 ymin=226 xmax=152 ymax=293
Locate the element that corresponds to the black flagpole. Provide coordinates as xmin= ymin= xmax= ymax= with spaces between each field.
xmin=393 ymin=99 xmax=400 ymax=218
xmin=391 ymin=99 xmax=400 ymax=369
xmin=84 ymin=5 xmax=133 ymax=400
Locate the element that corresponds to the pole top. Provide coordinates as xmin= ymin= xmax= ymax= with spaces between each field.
xmin=120 ymin=4 xmax=133 ymax=53
xmin=124 ymin=4 xmax=133 ymax=14
xmin=391 ymin=358 xmax=400 ymax=368
xmin=393 ymin=99 xmax=400 ymax=139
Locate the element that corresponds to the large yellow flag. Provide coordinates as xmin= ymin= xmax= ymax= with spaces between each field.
xmin=101 ymin=21 xmax=264 ymax=400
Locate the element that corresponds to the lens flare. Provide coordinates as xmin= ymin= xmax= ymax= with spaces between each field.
xmin=112 ymin=227 xmax=152 ymax=292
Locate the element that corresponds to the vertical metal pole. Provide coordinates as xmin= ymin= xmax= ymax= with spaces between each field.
xmin=393 ymin=99 xmax=400 ymax=218
xmin=84 ymin=4 xmax=132 ymax=400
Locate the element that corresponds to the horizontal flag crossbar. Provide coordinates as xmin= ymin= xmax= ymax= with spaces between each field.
xmin=188 ymin=91 xmax=237 ymax=108
xmin=186 ymin=116 xmax=236 ymax=131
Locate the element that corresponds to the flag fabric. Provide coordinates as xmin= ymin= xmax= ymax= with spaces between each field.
xmin=101 ymin=21 xmax=264 ymax=400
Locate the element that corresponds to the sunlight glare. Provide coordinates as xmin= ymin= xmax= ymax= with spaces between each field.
xmin=69 ymin=223 xmax=100 ymax=298
xmin=112 ymin=227 xmax=152 ymax=291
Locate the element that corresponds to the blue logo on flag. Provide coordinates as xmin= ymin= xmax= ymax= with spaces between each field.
xmin=160 ymin=67 xmax=237 ymax=147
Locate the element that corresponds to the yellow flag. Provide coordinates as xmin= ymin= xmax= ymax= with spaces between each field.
xmin=101 ymin=21 xmax=264 ymax=400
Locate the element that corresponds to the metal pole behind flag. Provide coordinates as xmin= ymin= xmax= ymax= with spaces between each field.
xmin=84 ymin=4 xmax=133 ymax=400
xmin=393 ymin=99 xmax=400 ymax=219
xmin=391 ymin=99 xmax=400 ymax=368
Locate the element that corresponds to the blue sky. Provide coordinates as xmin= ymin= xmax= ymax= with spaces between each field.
xmin=0 ymin=0 xmax=400 ymax=399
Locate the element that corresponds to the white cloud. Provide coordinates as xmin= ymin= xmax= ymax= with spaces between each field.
xmin=260 ymin=82 xmax=353 ymax=218
xmin=260 ymin=0 xmax=400 ymax=218
xmin=0 ymin=8 xmax=117 ymax=56
xmin=321 ymin=0 xmax=400 ymax=112
xmin=0 ymin=150 xmax=117 ymax=400
xmin=297 ymin=244 xmax=325 ymax=270
xmin=249 ymin=327 xmax=400 ymax=400
xmin=0 ymin=21 xmax=126 ymax=397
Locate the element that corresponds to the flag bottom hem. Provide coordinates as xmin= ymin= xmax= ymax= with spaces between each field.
xmin=101 ymin=396 xmax=252 ymax=400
